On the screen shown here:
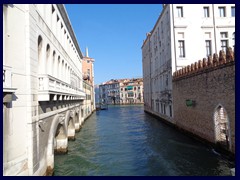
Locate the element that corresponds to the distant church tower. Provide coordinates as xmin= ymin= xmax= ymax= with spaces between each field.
xmin=85 ymin=47 xmax=89 ymax=57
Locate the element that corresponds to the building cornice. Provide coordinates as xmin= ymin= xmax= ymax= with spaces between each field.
xmin=57 ymin=4 xmax=83 ymax=59
xmin=141 ymin=4 xmax=168 ymax=48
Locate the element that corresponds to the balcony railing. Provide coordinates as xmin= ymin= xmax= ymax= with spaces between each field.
xmin=38 ymin=74 xmax=85 ymax=101
xmin=3 ymin=65 xmax=17 ymax=103
xmin=3 ymin=65 xmax=17 ymax=93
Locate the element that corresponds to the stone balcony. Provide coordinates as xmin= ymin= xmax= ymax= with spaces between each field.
xmin=38 ymin=74 xmax=85 ymax=101
xmin=3 ymin=65 xmax=17 ymax=92
xmin=3 ymin=65 xmax=17 ymax=103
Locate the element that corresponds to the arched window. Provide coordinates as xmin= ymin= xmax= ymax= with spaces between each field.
xmin=65 ymin=63 xmax=67 ymax=82
xmin=46 ymin=44 xmax=51 ymax=75
xmin=58 ymin=56 xmax=61 ymax=79
xmin=38 ymin=36 xmax=43 ymax=74
xmin=61 ymin=60 xmax=64 ymax=81
xmin=68 ymin=66 xmax=70 ymax=84
xmin=52 ymin=51 xmax=56 ymax=77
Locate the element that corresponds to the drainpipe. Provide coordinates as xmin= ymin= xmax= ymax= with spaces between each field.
xmin=171 ymin=4 xmax=177 ymax=119
xmin=149 ymin=35 xmax=152 ymax=110
xmin=171 ymin=4 xmax=177 ymax=72
xmin=212 ymin=4 xmax=217 ymax=54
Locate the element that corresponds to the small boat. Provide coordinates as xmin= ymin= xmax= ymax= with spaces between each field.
xmin=100 ymin=104 xmax=108 ymax=110
xmin=230 ymin=168 xmax=235 ymax=176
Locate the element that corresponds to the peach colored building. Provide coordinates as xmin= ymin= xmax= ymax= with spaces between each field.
xmin=82 ymin=48 xmax=95 ymax=112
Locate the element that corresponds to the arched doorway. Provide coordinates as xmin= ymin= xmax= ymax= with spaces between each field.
xmin=214 ymin=105 xmax=231 ymax=150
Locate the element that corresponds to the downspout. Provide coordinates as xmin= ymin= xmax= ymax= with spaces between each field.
xmin=149 ymin=35 xmax=152 ymax=110
xmin=171 ymin=4 xmax=177 ymax=72
xmin=212 ymin=4 xmax=217 ymax=54
xmin=171 ymin=4 xmax=177 ymax=119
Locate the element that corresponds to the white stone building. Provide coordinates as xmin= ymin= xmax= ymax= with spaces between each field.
xmin=142 ymin=4 xmax=235 ymax=122
xmin=3 ymin=4 xmax=92 ymax=175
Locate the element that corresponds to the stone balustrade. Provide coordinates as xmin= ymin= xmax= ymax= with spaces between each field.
xmin=3 ymin=65 xmax=12 ymax=89
xmin=38 ymin=74 xmax=85 ymax=101
xmin=173 ymin=47 xmax=235 ymax=80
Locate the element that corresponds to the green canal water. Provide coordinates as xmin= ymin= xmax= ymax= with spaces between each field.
xmin=54 ymin=105 xmax=234 ymax=176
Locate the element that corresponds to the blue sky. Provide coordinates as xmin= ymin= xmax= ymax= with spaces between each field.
xmin=65 ymin=4 xmax=162 ymax=85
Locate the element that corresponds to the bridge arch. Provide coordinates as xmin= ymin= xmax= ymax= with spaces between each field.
xmin=46 ymin=114 xmax=68 ymax=175
xmin=64 ymin=110 xmax=76 ymax=140
xmin=75 ymin=108 xmax=81 ymax=132
xmin=213 ymin=104 xmax=232 ymax=151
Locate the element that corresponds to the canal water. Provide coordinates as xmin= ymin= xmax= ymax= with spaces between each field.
xmin=54 ymin=105 xmax=234 ymax=176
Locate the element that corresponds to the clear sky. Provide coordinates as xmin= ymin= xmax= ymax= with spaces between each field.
xmin=65 ymin=4 xmax=162 ymax=85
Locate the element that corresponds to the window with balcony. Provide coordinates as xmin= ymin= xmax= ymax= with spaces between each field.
xmin=203 ymin=7 xmax=210 ymax=17
xmin=218 ymin=7 xmax=226 ymax=17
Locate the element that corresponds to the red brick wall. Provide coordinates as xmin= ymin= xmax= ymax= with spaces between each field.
xmin=172 ymin=49 xmax=235 ymax=153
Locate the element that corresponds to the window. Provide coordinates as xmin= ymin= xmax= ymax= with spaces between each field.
xmin=221 ymin=40 xmax=228 ymax=52
xmin=87 ymin=69 xmax=90 ymax=76
xmin=169 ymin=105 xmax=172 ymax=117
xmin=177 ymin=6 xmax=183 ymax=17
xmin=232 ymin=32 xmax=235 ymax=48
xmin=52 ymin=5 xmax=55 ymax=13
xmin=220 ymin=32 xmax=228 ymax=52
xmin=220 ymin=32 xmax=228 ymax=38
xmin=178 ymin=40 xmax=185 ymax=57
xmin=231 ymin=6 xmax=235 ymax=17
xmin=205 ymin=40 xmax=212 ymax=57
xmin=219 ymin=7 xmax=226 ymax=17
xmin=203 ymin=7 xmax=210 ymax=17
xmin=166 ymin=74 xmax=168 ymax=86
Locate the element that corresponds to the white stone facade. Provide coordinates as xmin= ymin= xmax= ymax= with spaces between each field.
xmin=3 ymin=4 xmax=92 ymax=176
xmin=142 ymin=4 xmax=235 ymax=122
